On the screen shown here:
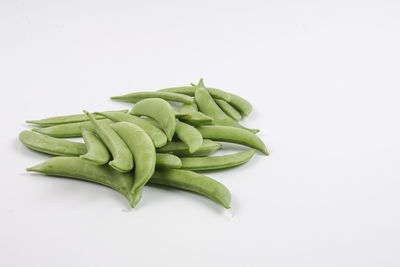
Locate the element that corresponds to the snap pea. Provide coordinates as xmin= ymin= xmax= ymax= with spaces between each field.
xmin=26 ymin=110 xmax=128 ymax=127
xmin=175 ymin=111 xmax=214 ymax=126
xmin=227 ymin=93 xmax=252 ymax=116
xmin=190 ymin=83 xmax=253 ymax=116
xmin=84 ymin=111 xmax=133 ymax=173
xmin=158 ymin=86 xmax=231 ymax=102
xmin=151 ymin=169 xmax=231 ymax=208
xmin=179 ymin=102 xmax=198 ymax=112
xmin=27 ymin=157 xmax=230 ymax=208
xmin=155 ymin=153 xmax=182 ymax=168
xmin=95 ymin=111 xmax=167 ymax=148
xmin=175 ymin=121 xmax=203 ymax=153
xmin=157 ymin=139 xmax=222 ymax=157
xmin=111 ymin=92 xmax=194 ymax=104
xmin=215 ymin=99 xmax=241 ymax=121
xmin=19 ymin=130 xmax=87 ymax=156
xmin=197 ymin=125 xmax=269 ymax=155
xmin=180 ymin=149 xmax=256 ymax=171
xmin=141 ymin=117 xmax=163 ymax=129
xmin=194 ymin=79 xmax=259 ymax=134
xmin=26 ymin=156 xmax=139 ymax=208
xmin=111 ymin=122 xmax=156 ymax=194
xmin=32 ymin=119 xmax=112 ymax=138
xmin=80 ymin=127 xmax=110 ymax=165
xmin=130 ymin=98 xmax=176 ymax=141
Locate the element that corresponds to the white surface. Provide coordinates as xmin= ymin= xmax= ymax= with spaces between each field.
xmin=1 ymin=0 xmax=400 ymax=266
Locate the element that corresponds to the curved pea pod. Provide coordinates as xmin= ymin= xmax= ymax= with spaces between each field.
xmin=157 ymin=139 xmax=222 ymax=157
xmin=158 ymin=86 xmax=231 ymax=102
xmin=19 ymin=130 xmax=87 ymax=156
xmin=95 ymin=111 xmax=167 ymax=148
xmin=197 ymin=125 xmax=269 ymax=155
xmin=194 ymin=79 xmax=258 ymax=134
xmin=32 ymin=119 xmax=113 ymax=138
xmin=130 ymin=98 xmax=176 ymax=141
xmin=175 ymin=121 xmax=203 ymax=153
xmin=84 ymin=111 xmax=133 ymax=173
xmin=180 ymin=149 xmax=256 ymax=171
xmin=215 ymin=99 xmax=241 ymax=121
xmin=111 ymin=91 xmax=194 ymax=104
xmin=111 ymin=121 xmax=156 ymax=194
xmin=80 ymin=127 xmax=110 ymax=165
xmin=26 ymin=157 xmax=140 ymax=208
xmin=150 ymin=169 xmax=231 ymax=209
xmin=27 ymin=157 xmax=229 ymax=209
xmin=156 ymin=153 xmax=182 ymax=168
xmin=189 ymin=83 xmax=253 ymax=116
xmin=179 ymin=102 xmax=198 ymax=112
xmin=25 ymin=110 xmax=128 ymax=127
xmin=226 ymin=93 xmax=252 ymax=116
xmin=175 ymin=111 xmax=214 ymax=126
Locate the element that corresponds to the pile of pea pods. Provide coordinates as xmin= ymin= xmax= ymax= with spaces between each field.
xmin=20 ymin=79 xmax=268 ymax=209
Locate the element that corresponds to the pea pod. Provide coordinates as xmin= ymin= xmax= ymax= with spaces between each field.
xmin=32 ymin=119 xmax=113 ymax=138
xmin=150 ymin=169 xmax=231 ymax=209
xmin=194 ymin=79 xmax=258 ymax=134
xmin=179 ymin=102 xmax=198 ymax=112
xmin=180 ymin=149 xmax=256 ymax=171
xmin=84 ymin=111 xmax=133 ymax=173
xmin=26 ymin=110 xmax=128 ymax=127
xmin=158 ymin=86 xmax=231 ymax=102
xmin=175 ymin=121 xmax=203 ymax=153
xmin=95 ymin=111 xmax=167 ymax=148
xmin=27 ymin=157 xmax=230 ymax=208
xmin=80 ymin=127 xmax=110 ymax=165
xmin=111 ymin=91 xmax=194 ymax=104
xmin=197 ymin=125 xmax=268 ymax=155
xmin=26 ymin=157 xmax=139 ymax=208
xmin=215 ymin=99 xmax=241 ymax=121
xmin=156 ymin=153 xmax=182 ymax=168
xmin=175 ymin=111 xmax=214 ymax=126
xmin=190 ymin=82 xmax=253 ymax=116
xmin=130 ymin=98 xmax=176 ymax=141
xmin=19 ymin=130 xmax=87 ymax=156
xmin=111 ymin=122 xmax=156 ymax=194
xmin=157 ymin=139 xmax=222 ymax=157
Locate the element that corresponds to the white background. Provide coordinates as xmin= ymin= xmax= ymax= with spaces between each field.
xmin=1 ymin=0 xmax=400 ymax=266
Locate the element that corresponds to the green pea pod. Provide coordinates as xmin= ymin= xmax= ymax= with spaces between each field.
xmin=150 ymin=169 xmax=231 ymax=209
xmin=80 ymin=127 xmax=110 ymax=165
xmin=26 ymin=110 xmax=128 ymax=127
xmin=32 ymin=119 xmax=113 ymax=138
xmin=84 ymin=111 xmax=133 ymax=173
xmin=180 ymin=149 xmax=256 ymax=171
xmin=19 ymin=130 xmax=87 ymax=156
xmin=111 ymin=122 xmax=156 ymax=194
xmin=190 ymin=82 xmax=253 ymax=116
xmin=175 ymin=121 xmax=203 ymax=153
xmin=158 ymin=86 xmax=231 ymax=102
xmin=194 ymin=79 xmax=258 ymax=134
xmin=130 ymin=98 xmax=176 ymax=141
xmin=197 ymin=125 xmax=269 ymax=155
xmin=111 ymin=92 xmax=194 ymax=104
xmin=179 ymin=102 xmax=198 ymax=112
xmin=95 ymin=111 xmax=167 ymax=148
xmin=156 ymin=153 xmax=182 ymax=168
xmin=215 ymin=99 xmax=241 ymax=121
xmin=175 ymin=111 xmax=214 ymax=126
xmin=157 ymin=139 xmax=222 ymax=157
xmin=27 ymin=157 xmax=230 ymax=208
xmin=26 ymin=157 xmax=139 ymax=208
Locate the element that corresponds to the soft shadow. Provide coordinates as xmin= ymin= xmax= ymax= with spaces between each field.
xmin=146 ymin=184 xmax=225 ymax=215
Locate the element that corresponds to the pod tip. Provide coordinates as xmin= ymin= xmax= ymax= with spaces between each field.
xmin=26 ymin=166 xmax=39 ymax=172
